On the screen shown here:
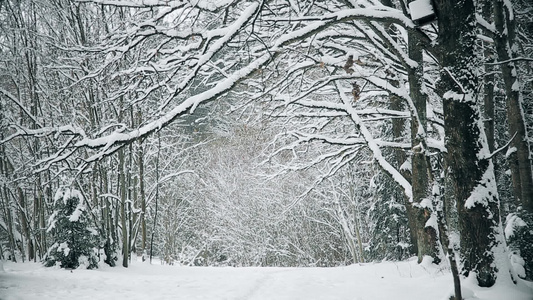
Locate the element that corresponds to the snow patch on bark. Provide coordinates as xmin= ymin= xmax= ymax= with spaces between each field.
xmin=420 ymin=198 xmax=433 ymax=209
xmin=424 ymin=213 xmax=438 ymax=230
xmin=464 ymin=162 xmax=498 ymax=210
xmin=505 ymin=146 xmax=517 ymax=158
xmin=400 ymin=157 xmax=412 ymax=173
xmin=504 ymin=213 xmax=526 ymax=239
xmin=443 ymin=90 xmax=474 ymax=102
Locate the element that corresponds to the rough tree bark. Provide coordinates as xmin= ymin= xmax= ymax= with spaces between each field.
xmin=17 ymin=187 xmax=33 ymax=262
xmin=493 ymin=0 xmax=533 ymax=280
xmin=482 ymin=1 xmax=495 ymax=154
xmin=390 ymin=93 xmax=419 ymax=257
xmin=493 ymin=0 xmax=533 ymax=212
xmin=436 ymin=0 xmax=503 ymax=289
xmin=139 ymin=140 xmax=147 ymax=260
xmin=382 ymin=0 xmax=436 ymax=261
xmin=407 ymin=25 xmax=440 ymax=264
xmin=119 ymin=147 xmax=129 ymax=268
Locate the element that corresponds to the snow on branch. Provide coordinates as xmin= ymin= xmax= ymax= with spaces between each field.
xmin=0 ymin=125 xmax=87 ymax=146
xmin=7 ymin=0 xmax=426 ymax=176
xmin=0 ymin=88 xmax=42 ymax=128
xmin=75 ymin=0 xmax=183 ymax=8
xmin=266 ymin=7 xmax=415 ymax=28
xmin=335 ymin=82 xmax=412 ymax=200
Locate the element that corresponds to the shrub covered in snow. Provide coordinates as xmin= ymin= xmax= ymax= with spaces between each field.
xmin=505 ymin=211 xmax=533 ymax=280
xmin=44 ymin=187 xmax=99 ymax=269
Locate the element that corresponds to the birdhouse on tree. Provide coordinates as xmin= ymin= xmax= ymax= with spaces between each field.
xmin=409 ymin=0 xmax=436 ymax=26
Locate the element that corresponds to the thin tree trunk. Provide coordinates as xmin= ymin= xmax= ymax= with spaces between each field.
xmin=32 ymin=188 xmax=40 ymax=262
xmin=348 ymin=174 xmax=365 ymax=263
xmin=0 ymin=130 xmax=17 ymax=262
xmin=119 ymin=148 xmax=129 ymax=268
xmin=353 ymin=212 xmax=365 ymax=263
xmin=137 ymin=108 xmax=147 ymax=261
xmin=17 ymin=187 xmax=33 ymax=262
xmin=128 ymin=142 xmax=134 ymax=257
xmin=389 ymin=93 xmax=420 ymax=257
xmin=438 ymin=204 xmax=462 ymax=300
xmin=150 ymin=132 xmax=161 ymax=264
xmin=37 ymin=186 xmax=46 ymax=260
xmin=493 ymin=0 xmax=533 ymax=211
xmin=493 ymin=0 xmax=533 ymax=280
xmin=1 ymin=186 xmax=17 ymax=262
xmin=139 ymin=141 xmax=147 ymax=260
xmin=101 ymin=164 xmax=116 ymax=267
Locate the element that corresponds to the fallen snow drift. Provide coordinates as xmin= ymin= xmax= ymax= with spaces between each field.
xmin=0 ymin=258 xmax=531 ymax=300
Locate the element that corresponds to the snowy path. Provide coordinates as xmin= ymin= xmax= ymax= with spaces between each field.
xmin=1 ymin=259 xmax=531 ymax=300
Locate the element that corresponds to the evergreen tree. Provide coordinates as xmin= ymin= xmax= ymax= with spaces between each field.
xmin=368 ymin=172 xmax=412 ymax=261
xmin=44 ymin=187 xmax=98 ymax=269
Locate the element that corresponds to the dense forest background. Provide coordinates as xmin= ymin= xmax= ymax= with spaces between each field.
xmin=1 ymin=0 xmax=532 ymax=298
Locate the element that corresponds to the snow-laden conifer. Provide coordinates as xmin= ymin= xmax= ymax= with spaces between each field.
xmin=44 ymin=187 xmax=99 ymax=269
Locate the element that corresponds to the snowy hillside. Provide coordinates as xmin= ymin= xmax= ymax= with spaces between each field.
xmin=1 ymin=258 xmax=532 ymax=300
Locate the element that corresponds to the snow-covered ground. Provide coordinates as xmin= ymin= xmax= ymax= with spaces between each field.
xmin=1 ymin=258 xmax=531 ymax=300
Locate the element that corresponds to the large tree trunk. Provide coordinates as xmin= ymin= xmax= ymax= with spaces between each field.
xmin=407 ymin=26 xmax=440 ymax=264
xmin=380 ymin=0 xmax=420 ymax=258
xmin=380 ymin=0 xmax=440 ymax=263
xmin=390 ymin=93 xmax=419 ymax=257
xmin=481 ymin=1 xmax=496 ymax=154
xmin=436 ymin=0 xmax=504 ymax=289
